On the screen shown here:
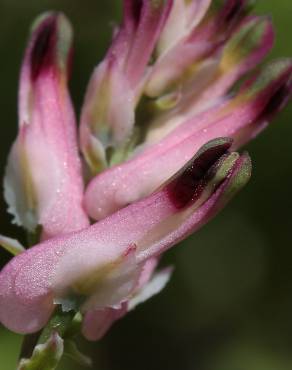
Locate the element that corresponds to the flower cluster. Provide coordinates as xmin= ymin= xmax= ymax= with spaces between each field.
xmin=0 ymin=0 xmax=291 ymax=347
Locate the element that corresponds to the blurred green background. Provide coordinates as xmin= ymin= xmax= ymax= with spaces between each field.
xmin=0 ymin=0 xmax=291 ymax=369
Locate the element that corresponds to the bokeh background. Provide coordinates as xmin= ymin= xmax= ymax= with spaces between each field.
xmin=0 ymin=1 xmax=291 ymax=369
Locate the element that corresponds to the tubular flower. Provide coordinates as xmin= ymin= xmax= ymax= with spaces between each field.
xmin=0 ymin=0 xmax=290 ymax=356
xmin=4 ymin=13 xmax=89 ymax=239
xmin=0 ymin=138 xmax=251 ymax=339
xmin=80 ymin=0 xmax=173 ymax=172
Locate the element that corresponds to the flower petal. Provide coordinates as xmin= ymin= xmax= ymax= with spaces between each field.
xmin=0 ymin=246 xmax=56 ymax=333
xmin=80 ymin=0 xmax=173 ymax=172
xmin=81 ymin=257 xmax=159 ymax=341
xmin=128 ymin=266 xmax=173 ymax=310
xmin=82 ymin=265 xmax=173 ymax=341
xmin=79 ymin=59 xmax=135 ymax=172
xmin=82 ymin=305 xmax=127 ymax=341
xmin=123 ymin=0 xmax=173 ymax=87
xmin=4 ymin=12 xmax=89 ymax=239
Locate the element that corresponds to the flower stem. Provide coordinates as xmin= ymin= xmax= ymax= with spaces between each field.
xmin=17 ymin=307 xmax=76 ymax=368
xmin=38 ymin=307 xmax=76 ymax=344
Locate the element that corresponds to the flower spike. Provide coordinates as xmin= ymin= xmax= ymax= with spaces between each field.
xmin=0 ymin=0 xmax=290 ymax=358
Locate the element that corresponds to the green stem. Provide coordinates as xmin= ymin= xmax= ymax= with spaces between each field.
xmin=18 ymin=307 xmax=76 ymax=367
xmin=38 ymin=307 xmax=76 ymax=344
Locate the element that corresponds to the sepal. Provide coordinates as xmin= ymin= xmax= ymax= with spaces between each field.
xmin=17 ymin=332 xmax=63 ymax=370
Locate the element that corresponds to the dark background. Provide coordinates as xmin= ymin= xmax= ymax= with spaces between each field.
xmin=0 ymin=1 xmax=291 ymax=369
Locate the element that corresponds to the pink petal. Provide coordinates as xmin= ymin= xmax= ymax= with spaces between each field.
xmin=136 ymin=257 xmax=159 ymax=290
xmin=122 ymin=0 xmax=173 ymax=87
xmin=82 ymin=305 xmax=127 ymax=341
xmin=79 ymin=58 xmax=135 ymax=172
xmin=0 ymin=246 xmax=56 ymax=333
xmin=80 ymin=1 xmax=173 ymax=171
xmin=157 ymin=0 xmax=212 ymax=54
xmin=128 ymin=267 xmax=173 ymax=310
xmin=4 ymin=13 xmax=89 ymax=239
xmin=82 ymin=265 xmax=172 ymax=341
xmin=81 ymin=257 xmax=159 ymax=341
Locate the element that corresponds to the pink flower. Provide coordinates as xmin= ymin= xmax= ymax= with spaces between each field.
xmin=79 ymin=0 xmax=173 ymax=172
xmin=0 ymin=138 xmax=251 ymax=339
xmin=0 ymin=0 xmax=291 ymax=346
xmin=4 ymin=13 xmax=89 ymax=239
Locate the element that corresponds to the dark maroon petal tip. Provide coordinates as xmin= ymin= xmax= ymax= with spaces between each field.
xmin=131 ymin=0 xmax=143 ymax=22
xmin=219 ymin=0 xmax=252 ymax=31
xmin=123 ymin=0 xmax=143 ymax=28
xmin=30 ymin=15 xmax=57 ymax=81
xmin=223 ymin=0 xmax=244 ymax=22
xmin=259 ymin=82 xmax=292 ymax=120
xmin=166 ymin=138 xmax=233 ymax=210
